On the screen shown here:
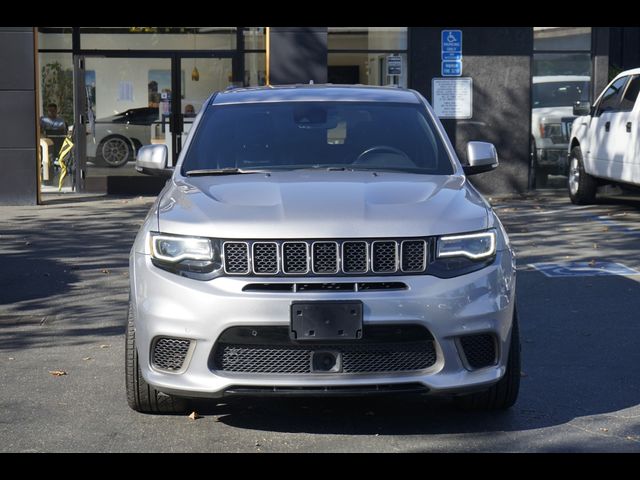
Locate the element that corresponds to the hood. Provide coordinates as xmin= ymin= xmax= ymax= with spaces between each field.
xmin=532 ymin=106 xmax=574 ymax=122
xmin=157 ymin=170 xmax=489 ymax=239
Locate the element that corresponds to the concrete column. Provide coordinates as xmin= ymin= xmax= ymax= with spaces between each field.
xmin=410 ymin=27 xmax=533 ymax=195
xmin=0 ymin=27 xmax=38 ymax=205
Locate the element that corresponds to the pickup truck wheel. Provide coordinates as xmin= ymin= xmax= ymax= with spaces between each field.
xmin=568 ymin=146 xmax=597 ymax=205
xmin=454 ymin=307 xmax=521 ymax=411
xmin=125 ymin=302 xmax=190 ymax=414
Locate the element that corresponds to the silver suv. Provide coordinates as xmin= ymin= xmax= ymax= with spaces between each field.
xmin=127 ymin=85 xmax=520 ymax=413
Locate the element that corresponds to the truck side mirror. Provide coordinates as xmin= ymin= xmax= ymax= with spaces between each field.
xmin=573 ymin=101 xmax=591 ymax=116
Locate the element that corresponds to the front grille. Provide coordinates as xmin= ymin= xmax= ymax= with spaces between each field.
xmin=283 ymin=242 xmax=309 ymax=274
xmin=459 ymin=334 xmax=497 ymax=369
xmin=372 ymin=241 xmax=398 ymax=273
xmin=152 ymin=337 xmax=191 ymax=372
xmin=212 ymin=325 xmax=436 ymax=375
xmin=221 ymin=238 xmax=429 ymax=277
xmin=312 ymin=242 xmax=339 ymax=274
xmin=401 ymin=240 xmax=426 ymax=272
xmin=252 ymin=242 xmax=278 ymax=274
xmin=343 ymin=241 xmax=368 ymax=273
xmin=223 ymin=242 xmax=249 ymax=274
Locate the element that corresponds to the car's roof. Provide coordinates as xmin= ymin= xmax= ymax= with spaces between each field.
xmin=532 ymin=75 xmax=591 ymax=83
xmin=614 ymin=67 xmax=640 ymax=78
xmin=211 ymin=84 xmax=421 ymax=105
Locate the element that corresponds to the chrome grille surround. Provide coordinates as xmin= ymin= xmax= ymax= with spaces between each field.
xmin=223 ymin=242 xmax=250 ymax=274
xmin=222 ymin=238 xmax=429 ymax=277
xmin=311 ymin=241 xmax=339 ymax=274
xmin=342 ymin=241 xmax=368 ymax=273
xmin=401 ymin=239 xmax=427 ymax=273
xmin=252 ymin=242 xmax=279 ymax=274
xmin=371 ymin=241 xmax=398 ymax=274
xmin=282 ymin=242 xmax=310 ymax=274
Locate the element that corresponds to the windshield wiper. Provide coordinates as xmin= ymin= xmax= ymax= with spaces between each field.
xmin=185 ymin=168 xmax=269 ymax=176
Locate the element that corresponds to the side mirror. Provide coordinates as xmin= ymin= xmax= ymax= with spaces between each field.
xmin=463 ymin=141 xmax=498 ymax=176
xmin=135 ymin=144 xmax=172 ymax=177
xmin=573 ymin=101 xmax=591 ymax=116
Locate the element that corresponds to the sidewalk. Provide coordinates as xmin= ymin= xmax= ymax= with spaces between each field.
xmin=0 ymin=193 xmax=155 ymax=337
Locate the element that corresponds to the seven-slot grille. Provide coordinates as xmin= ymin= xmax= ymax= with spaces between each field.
xmin=222 ymin=238 xmax=429 ymax=276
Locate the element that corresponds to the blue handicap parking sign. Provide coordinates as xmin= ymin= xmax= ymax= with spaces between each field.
xmin=441 ymin=60 xmax=462 ymax=77
xmin=442 ymin=52 xmax=462 ymax=61
xmin=441 ymin=30 xmax=462 ymax=53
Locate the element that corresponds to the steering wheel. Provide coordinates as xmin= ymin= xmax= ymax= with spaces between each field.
xmin=354 ymin=145 xmax=413 ymax=165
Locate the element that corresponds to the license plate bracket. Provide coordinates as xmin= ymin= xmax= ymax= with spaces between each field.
xmin=290 ymin=301 xmax=363 ymax=341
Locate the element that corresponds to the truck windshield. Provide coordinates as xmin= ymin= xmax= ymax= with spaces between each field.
xmin=181 ymin=101 xmax=454 ymax=175
xmin=533 ymin=81 xmax=590 ymax=108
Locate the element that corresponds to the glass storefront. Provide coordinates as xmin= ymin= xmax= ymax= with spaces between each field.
xmin=79 ymin=27 xmax=237 ymax=50
xmin=38 ymin=52 xmax=74 ymax=189
xmin=327 ymin=27 xmax=408 ymax=87
xmin=37 ymin=26 xmax=265 ymax=194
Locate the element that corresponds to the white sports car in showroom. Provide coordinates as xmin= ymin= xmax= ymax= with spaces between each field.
xmin=87 ymin=107 xmax=160 ymax=168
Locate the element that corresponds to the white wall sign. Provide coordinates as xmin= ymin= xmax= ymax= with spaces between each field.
xmin=387 ymin=55 xmax=402 ymax=76
xmin=118 ymin=81 xmax=134 ymax=102
xmin=432 ymin=77 xmax=472 ymax=119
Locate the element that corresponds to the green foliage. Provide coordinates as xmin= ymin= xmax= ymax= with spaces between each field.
xmin=41 ymin=61 xmax=74 ymax=126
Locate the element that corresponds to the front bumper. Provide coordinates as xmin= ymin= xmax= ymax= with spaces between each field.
xmin=130 ymin=249 xmax=516 ymax=398
xmin=536 ymin=147 xmax=569 ymax=174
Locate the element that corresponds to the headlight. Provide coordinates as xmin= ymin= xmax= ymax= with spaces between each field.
xmin=430 ymin=229 xmax=497 ymax=278
xmin=150 ymin=233 xmax=222 ymax=278
xmin=437 ymin=230 xmax=496 ymax=260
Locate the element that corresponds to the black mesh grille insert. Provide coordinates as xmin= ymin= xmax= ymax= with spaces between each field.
xmin=342 ymin=241 xmax=368 ymax=273
xmin=283 ymin=242 xmax=308 ymax=274
xmin=459 ymin=334 xmax=497 ymax=369
xmin=401 ymin=240 xmax=426 ymax=272
xmin=312 ymin=242 xmax=338 ymax=273
xmin=372 ymin=241 xmax=397 ymax=273
xmin=152 ymin=337 xmax=191 ymax=371
xmin=252 ymin=242 xmax=278 ymax=274
xmin=212 ymin=325 xmax=436 ymax=375
xmin=224 ymin=242 xmax=249 ymax=274
xmin=214 ymin=342 xmax=436 ymax=374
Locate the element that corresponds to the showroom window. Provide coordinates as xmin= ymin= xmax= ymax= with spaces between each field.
xmin=37 ymin=27 xmax=267 ymax=195
xmin=327 ymin=27 xmax=408 ymax=87
xmin=530 ymin=27 xmax=593 ymax=190
xmin=79 ymin=27 xmax=237 ymax=51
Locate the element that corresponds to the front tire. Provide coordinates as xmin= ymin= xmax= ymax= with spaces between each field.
xmin=455 ymin=308 xmax=521 ymax=411
xmin=568 ymin=146 xmax=597 ymax=205
xmin=125 ymin=302 xmax=190 ymax=414
xmin=96 ymin=135 xmax=132 ymax=168
xmin=530 ymin=141 xmax=550 ymax=189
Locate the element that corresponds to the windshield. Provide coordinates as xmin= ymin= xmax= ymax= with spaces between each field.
xmin=181 ymin=101 xmax=454 ymax=175
xmin=532 ymin=81 xmax=590 ymax=108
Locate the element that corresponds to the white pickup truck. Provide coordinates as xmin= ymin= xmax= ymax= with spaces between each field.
xmin=568 ymin=68 xmax=640 ymax=204
xmin=531 ymin=75 xmax=590 ymax=187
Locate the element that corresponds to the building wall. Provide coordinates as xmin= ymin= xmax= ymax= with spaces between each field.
xmin=269 ymin=27 xmax=328 ymax=85
xmin=609 ymin=27 xmax=640 ymax=74
xmin=0 ymin=27 xmax=38 ymax=205
xmin=410 ymin=27 xmax=533 ymax=194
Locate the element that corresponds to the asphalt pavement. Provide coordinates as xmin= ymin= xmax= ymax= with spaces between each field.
xmin=1 ymin=188 xmax=640 ymax=452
